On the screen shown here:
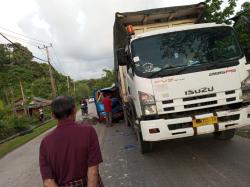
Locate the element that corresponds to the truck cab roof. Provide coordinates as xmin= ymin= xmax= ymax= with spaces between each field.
xmin=131 ymin=23 xmax=230 ymax=41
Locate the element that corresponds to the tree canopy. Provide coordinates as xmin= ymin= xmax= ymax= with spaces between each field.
xmin=0 ymin=42 xmax=69 ymax=104
xmin=203 ymin=0 xmax=237 ymax=23
xmin=0 ymin=41 xmax=115 ymax=105
xmin=75 ymin=69 xmax=115 ymax=100
xmin=203 ymin=0 xmax=250 ymax=62
xmin=234 ymin=2 xmax=250 ymax=62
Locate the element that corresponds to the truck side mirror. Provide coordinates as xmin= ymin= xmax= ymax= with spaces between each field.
xmin=116 ymin=48 xmax=128 ymax=66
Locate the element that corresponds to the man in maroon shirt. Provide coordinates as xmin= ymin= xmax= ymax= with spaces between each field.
xmin=102 ymin=95 xmax=112 ymax=127
xmin=39 ymin=96 xmax=103 ymax=187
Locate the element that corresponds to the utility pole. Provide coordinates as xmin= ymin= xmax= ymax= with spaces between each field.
xmin=4 ymin=89 xmax=10 ymax=105
xmin=67 ymin=76 xmax=70 ymax=94
xmin=38 ymin=44 xmax=57 ymax=98
xmin=19 ymin=79 xmax=27 ymax=115
xmin=73 ymin=81 xmax=76 ymax=96
xmin=9 ymin=87 xmax=16 ymax=116
xmin=19 ymin=79 xmax=25 ymax=102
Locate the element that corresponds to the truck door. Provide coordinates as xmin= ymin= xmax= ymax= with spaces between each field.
xmin=127 ymin=65 xmax=137 ymax=104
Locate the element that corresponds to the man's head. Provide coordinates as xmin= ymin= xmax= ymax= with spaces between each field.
xmin=103 ymin=94 xmax=109 ymax=98
xmin=51 ymin=96 xmax=76 ymax=121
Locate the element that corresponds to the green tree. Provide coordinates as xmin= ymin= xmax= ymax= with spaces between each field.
xmin=75 ymin=83 xmax=90 ymax=101
xmin=203 ymin=0 xmax=237 ymax=23
xmin=75 ymin=69 xmax=115 ymax=98
xmin=0 ymin=42 xmax=68 ymax=102
xmin=7 ymin=43 xmax=33 ymax=65
xmin=31 ymin=78 xmax=52 ymax=98
xmin=102 ymin=69 xmax=115 ymax=86
xmin=0 ymin=44 xmax=10 ymax=66
xmin=234 ymin=2 xmax=250 ymax=62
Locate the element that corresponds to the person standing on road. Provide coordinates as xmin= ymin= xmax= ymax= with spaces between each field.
xmin=39 ymin=96 xmax=103 ymax=187
xmin=102 ymin=94 xmax=112 ymax=127
xmin=80 ymin=98 xmax=88 ymax=116
xmin=39 ymin=108 xmax=44 ymax=122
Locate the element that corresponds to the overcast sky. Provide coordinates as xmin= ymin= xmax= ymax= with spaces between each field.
xmin=0 ymin=0 xmax=246 ymax=80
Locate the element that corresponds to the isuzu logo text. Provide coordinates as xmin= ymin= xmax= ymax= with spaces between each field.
xmin=185 ymin=86 xmax=214 ymax=95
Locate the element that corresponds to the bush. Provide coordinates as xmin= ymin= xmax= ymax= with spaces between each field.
xmin=43 ymin=107 xmax=52 ymax=120
xmin=0 ymin=119 xmax=16 ymax=140
xmin=11 ymin=117 xmax=31 ymax=131
xmin=0 ymin=116 xmax=36 ymax=141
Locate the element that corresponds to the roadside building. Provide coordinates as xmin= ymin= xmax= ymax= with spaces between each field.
xmin=14 ymin=97 xmax=52 ymax=117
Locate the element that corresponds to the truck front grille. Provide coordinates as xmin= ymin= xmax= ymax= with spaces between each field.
xmin=225 ymin=90 xmax=235 ymax=95
xmin=226 ymin=97 xmax=236 ymax=102
xmin=218 ymin=114 xmax=240 ymax=122
xmin=159 ymin=90 xmax=239 ymax=115
xmin=184 ymin=101 xmax=217 ymax=109
xmin=183 ymin=93 xmax=216 ymax=102
xmin=168 ymin=122 xmax=192 ymax=130
xmin=163 ymin=107 xmax=175 ymax=111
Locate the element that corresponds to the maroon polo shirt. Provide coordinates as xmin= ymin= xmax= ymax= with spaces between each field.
xmin=39 ymin=119 xmax=102 ymax=185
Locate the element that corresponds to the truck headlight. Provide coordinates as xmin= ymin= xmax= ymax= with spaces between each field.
xmin=139 ymin=91 xmax=157 ymax=115
xmin=241 ymin=73 xmax=250 ymax=102
xmin=144 ymin=105 xmax=157 ymax=115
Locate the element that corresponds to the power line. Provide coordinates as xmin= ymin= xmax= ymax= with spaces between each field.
xmin=37 ymin=45 xmax=62 ymax=74
xmin=50 ymin=55 xmax=62 ymax=72
xmin=51 ymin=46 xmax=67 ymax=75
xmin=0 ymin=30 xmax=66 ymax=77
xmin=0 ymin=32 xmax=48 ymax=62
xmin=0 ymin=32 xmax=42 ymax=47
xmin=0 ymin=26 xmax=67 ymax=75
xmin=0 ymin=26 xmax=50 ymax=45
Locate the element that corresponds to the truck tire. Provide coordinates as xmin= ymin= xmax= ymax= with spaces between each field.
xmin=124 ymin=111 xmax=131 ymax=127
xmin=213 ymin=129 xmax=235 ymax=140
xmin=129 ymin=102 xmax=137 ymax=129
xmin=136 ymin=130 xmax=153 ymax=154
xmin=123 ymin=104 xmax=131 ymax=127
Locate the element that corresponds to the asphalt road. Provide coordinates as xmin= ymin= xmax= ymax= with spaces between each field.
xmin=1 ymin=103 xmax=250 ymax=187
xmin=100 ymin=123 xmax=250 ymax=187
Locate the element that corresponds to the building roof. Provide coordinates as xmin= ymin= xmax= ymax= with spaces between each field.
xmin=14 ymin=97 xmax=52 ymax=109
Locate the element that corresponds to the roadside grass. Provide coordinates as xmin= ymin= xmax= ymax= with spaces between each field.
xmin=236 ymin=128 xmax=250 ymax=139
xmin=0 ymin=120 xmax=55 ymax=158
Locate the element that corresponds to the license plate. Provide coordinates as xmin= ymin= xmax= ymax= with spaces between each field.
xmin=192 ymin=116 xmax=218 ymax=127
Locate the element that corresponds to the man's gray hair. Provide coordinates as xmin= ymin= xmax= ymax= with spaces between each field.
xmin=51 ymin=96 xmax=75 ymax=120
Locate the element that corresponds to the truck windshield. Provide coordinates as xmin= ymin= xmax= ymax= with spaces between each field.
xmin=131 ymin=26 xmax=242 ymax=77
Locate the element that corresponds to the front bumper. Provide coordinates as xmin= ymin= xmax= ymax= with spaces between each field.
xmin=140 ymin=105 xmax=250 ymax=141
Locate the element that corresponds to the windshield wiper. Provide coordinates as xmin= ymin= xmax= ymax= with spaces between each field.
xmin=173 ymin=62 xmax=206 ymax=75
xmin=173 ymin=61 xmax=228 ymax=75
xmin=148 ymin=60 xmax=231 ymax=78
xmin=148 ymin=65 xmax=184 ymax=78
xmin=149 ymin=61 xmax=205 ymax=78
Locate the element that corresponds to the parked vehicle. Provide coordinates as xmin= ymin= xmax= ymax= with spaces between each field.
xmin=93 ymin=86 xmax=124 ymax=122
xmin=88 ymin=97 xmax=95 ymax=103
xmin=114 ymin=2 xmax=250 ymax=153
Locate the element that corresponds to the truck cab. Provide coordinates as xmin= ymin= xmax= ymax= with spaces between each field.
xmin=114 ymin=3 xmax=250 ymax=153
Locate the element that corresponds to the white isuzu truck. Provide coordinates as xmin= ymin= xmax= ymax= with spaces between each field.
xmin=113 ymin=2 xmax=250 ymax=153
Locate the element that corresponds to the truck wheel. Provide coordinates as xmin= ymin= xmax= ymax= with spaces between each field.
xmin=124 ymin=112 xmax=131 ymax=127
xmin=123 ymin=105 xmax=131 ymax=127
xmin=213 ymin=129 xmax=235 ymax=140
xmin=136 ymin=130 xmax=153 ymax=154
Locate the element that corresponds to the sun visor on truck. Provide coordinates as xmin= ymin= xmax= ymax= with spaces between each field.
xmin=115 ymin=2 xmax=206 ymax=26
